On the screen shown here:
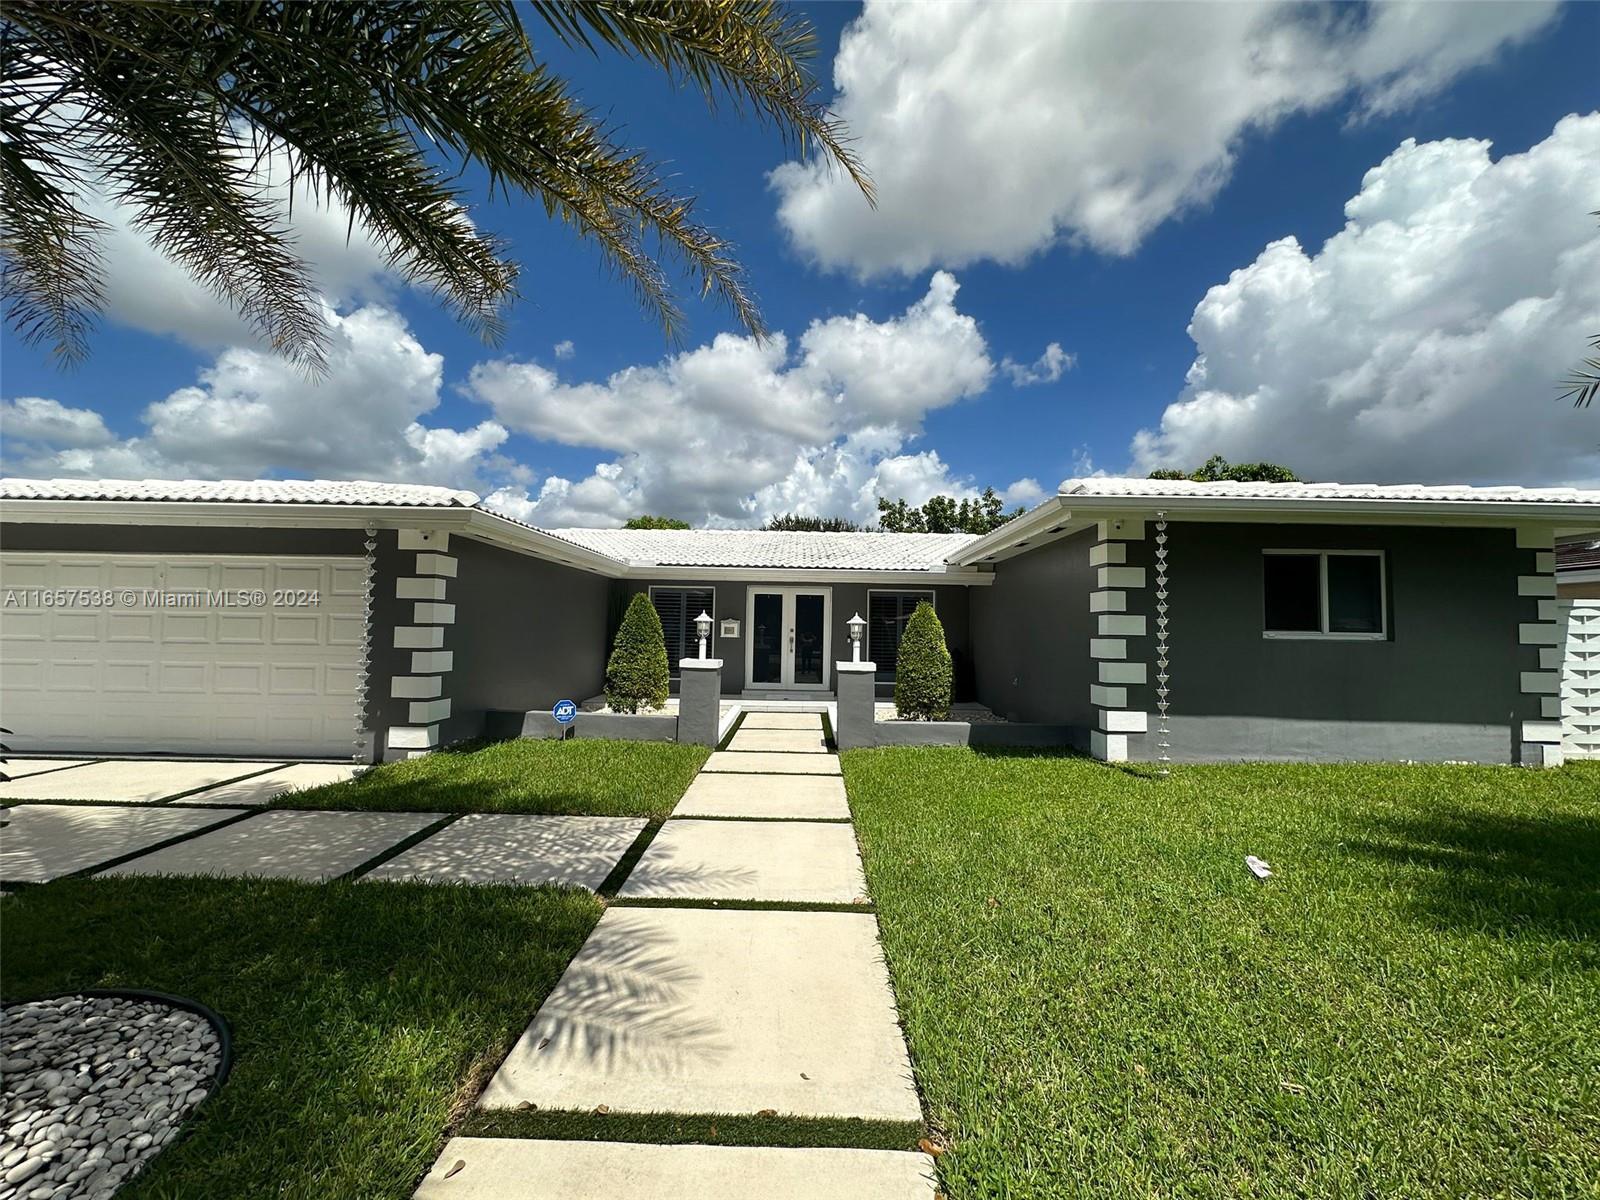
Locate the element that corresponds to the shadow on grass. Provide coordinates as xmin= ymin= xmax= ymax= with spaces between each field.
xmin=1346 ymin=806 xmax=1600 ymax=943
xmin=274 ymin=738 xmax=708 ymax=818
xmin=0 ymin=875 xmax=611 ymax=1199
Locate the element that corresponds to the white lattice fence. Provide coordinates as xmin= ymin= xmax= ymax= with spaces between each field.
xmin=1558 ymin=600 xmax=1600 ymax=759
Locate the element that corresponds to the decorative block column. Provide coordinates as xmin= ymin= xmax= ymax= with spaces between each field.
xmin=835 ymin=661 xmax=878 ymax=750
xmin=1089 ymin=518 xmax=1148 ymax=762
xmin=677 ymin=658 xmax=723 ymax=747
xmin=1514 ymin=526 xmax=1563 ymax=766
xmin=385 ymin=529 xmax=458 ymax=759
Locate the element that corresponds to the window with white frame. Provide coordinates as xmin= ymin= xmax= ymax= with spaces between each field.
xmin=648 ymin=587 xmax=714 ymax=673
xmin=1262 ymin=551 xmax=1386 ymax=638
xmin=868 ymin=590 xmax=934 ymax=673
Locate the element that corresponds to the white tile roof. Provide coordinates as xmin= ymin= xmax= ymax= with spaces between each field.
xmin=1060 ymin=477 xmax=1600 ymax=505
xmin=543 ymin=528 xmax=979 ymax=571
xmin=1 ymin=477 xmax=480 ymax=507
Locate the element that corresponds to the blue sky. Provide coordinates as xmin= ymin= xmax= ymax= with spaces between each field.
xmin=2 ymin=1 xmax=1597 ymax=525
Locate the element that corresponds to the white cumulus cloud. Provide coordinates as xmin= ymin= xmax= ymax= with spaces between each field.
xmin=469 ymin=272 xmax=1012 ymax=525
xmin=1 ymin=306 xmax=508 ymax=487
xmin=1130 ymin=114 xmax=1600 ymax=487
xmin=772 ymin=0 xmax=1558 ymax=277
xmin=1003 ymin=342 xmax=1075 ymax=387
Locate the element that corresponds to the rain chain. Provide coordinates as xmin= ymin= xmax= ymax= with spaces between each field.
xmin=1154 ymin=511 xmax=1172 ymax=776
xmin=353 ymin=526 xmax=377 ymax=763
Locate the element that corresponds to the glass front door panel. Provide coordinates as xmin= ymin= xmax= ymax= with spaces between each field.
xmin=793 ymin=593 xmax=825 ymax=685
xmin=751 ymin=592 xmax=783 ymax=684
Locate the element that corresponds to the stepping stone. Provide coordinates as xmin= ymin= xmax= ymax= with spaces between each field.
xmin=673 ymin=773 xmax=850 ymax=820
xmin=0 ymin=804 xmax=250 ymax=883
xmin=479 ymin=907 xmax=921 ymax=1121
xmin=702 ymin=751 xmax=840 ymax=776
xmin=0 ymin=760 xmax=284 ymax=804
xmin=620 ymin=820 xmax=866 ymax=904
xmin=413 ymin=1138 xmax=937 ymax=1199
xmin=727 ymin=728 xmax=828 ymax=754
xmin=0 ymin=759 xmax=93 ymax=780
xmin=181 ymin=763 xmax=363 ymax=806
xmin=363 ymin=814 xmax=647 ymax=889
xmin=737 ymin=712 xmax=827 ymax=730
xmin=100 ymin=810 xmax=442 ymax=882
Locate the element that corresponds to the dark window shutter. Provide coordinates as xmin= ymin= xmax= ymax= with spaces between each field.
xmin=869 ymin=591 xmax=932 ymax=674
xmin=651 ymin=589 xmax=713 ymax=672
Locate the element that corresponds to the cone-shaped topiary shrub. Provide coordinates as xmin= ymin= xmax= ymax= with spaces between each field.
xmin=605 ymin=593 xmax=670 ymax=713
xmin=894 ymin=599 xmax=952 ymax=720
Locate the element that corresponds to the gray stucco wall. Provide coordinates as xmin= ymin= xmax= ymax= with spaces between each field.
xmin=968 ymin=521 xmax=1537 ymax=763
xmin=613 ymin=578 xmax=973 ymax=696
xmin=443 ymin=536 xmax=610 ymax=726
xmin=1125 ymin=522 xmax=1535 ymax=764
xmin=970 ymin=529 xmax=1098 ymax=729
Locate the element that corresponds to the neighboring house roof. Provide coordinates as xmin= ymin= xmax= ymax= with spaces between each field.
xmin=0 ymin=477 xmax=479 ymax=507
xmin=543 ymin=527 xmax=978 ymax=572
xmin=1558 ymin=538 xmax=1600 ymax=572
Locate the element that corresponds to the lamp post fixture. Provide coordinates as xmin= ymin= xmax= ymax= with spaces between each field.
xmin=694 ymin=610 xmax=713 ymax=660
xmin=847 ymin=612 xmax=867 ymax=662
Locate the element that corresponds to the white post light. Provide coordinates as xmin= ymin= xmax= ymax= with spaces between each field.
xmin=847 ymin=611 xmax=867 ymax=662
xmin=695 ymin=610 xmax=713 ymax=660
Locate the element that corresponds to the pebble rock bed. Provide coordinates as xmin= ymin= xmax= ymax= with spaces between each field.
xmin=1 ymin=995 xmax=222 ymax=1199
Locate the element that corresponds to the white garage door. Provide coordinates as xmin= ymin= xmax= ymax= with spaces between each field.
xmin=1 ymin=553 xmax=365 ymax=758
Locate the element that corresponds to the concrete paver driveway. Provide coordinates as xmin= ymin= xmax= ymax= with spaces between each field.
xmin=0 ymin=759 xmax=285 ymax=804
xmin=0 ymin=804 xmax=251 ymax=884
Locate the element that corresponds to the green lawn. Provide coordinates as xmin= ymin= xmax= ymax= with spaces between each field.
xmin=279 ymin=738 xmax=709 ymax=818
xmin=844 ymin=750 xmax=1600 ymax=1199
xmin=1 ymin=876 xmax=599 ymax=1200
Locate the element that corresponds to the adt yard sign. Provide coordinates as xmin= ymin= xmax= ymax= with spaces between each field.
xmin=552 ymin=699 xmax=578 ymax=725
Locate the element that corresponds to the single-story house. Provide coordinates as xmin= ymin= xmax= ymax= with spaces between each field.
xmin=2 ymin=475 xmax=1596 ymax=765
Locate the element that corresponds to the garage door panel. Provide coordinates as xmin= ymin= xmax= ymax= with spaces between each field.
xmin=159 ymin=662 xmax=209 ymax=693
xmin=166 ymin=562 xmax=214 ymax=590
xmin=269 ymin=663 xmax=321 ymax=695
xmin=271 ymin=612 xmax=323 ymax=645
xmin=56 ymin=562 xmax=103 ymax=587
xmin=107 ymin=613 xmax=157 ymax=641
xmin=214 ymin=662 xmax=265 ymax=694
xmin=221 ymin=563 xmax=270 ymax=590
xmin=160 ymin=613 xmax=213 ymax=642
xmin=2 ymin=612 xmax=48 ymax=641
xmin=328 ymin=614 xmax=365 ymax=645
xmin=110 ymin=562 xmax=160 ymax=588
xmin=103 ymin=661 xmax=156 ymax=692
xmin=2 ymin=558 xmax=51 ymax=587
xmin=330 ymin=564 xmax=366 ymax=594
xmin=1 ymin=658 xmax=44 ymax=690
xmin=218 ymin=614 xmax=268 ymax=643
xmin=48 ymin=660 xmax=99 ymax=691
xmin=1 ymin=553 xmax=363 ymax=756
xmin=51 ymin=612 xmax=103 ymax=641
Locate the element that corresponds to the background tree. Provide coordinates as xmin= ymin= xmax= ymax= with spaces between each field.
xmin=893 ymin=600 xmax=952 ymax=721
xmin=603 ymin=592 xmax=669 ymax=713
xmin=876 ymin=487 xmax=1021 ymax=534
xmin=623 ymin=515 xmax=690 ymax=530
xmin=762 ymin=513 xmax=863 ymax=531
xmin=1149 ymin=455 xmax=1298 ymax=483
xmin=1 ymin=1 xmax=871 ymax=367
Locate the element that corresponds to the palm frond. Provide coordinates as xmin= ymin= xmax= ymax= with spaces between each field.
xmin=0 ymin=0 xmax=872 ymax=366
xmin=1559 ymin=332 xmax=1600 ymax=408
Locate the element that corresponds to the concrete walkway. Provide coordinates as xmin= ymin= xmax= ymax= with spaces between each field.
xmin=452 ymin=713 xmax=937 ymax=1198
